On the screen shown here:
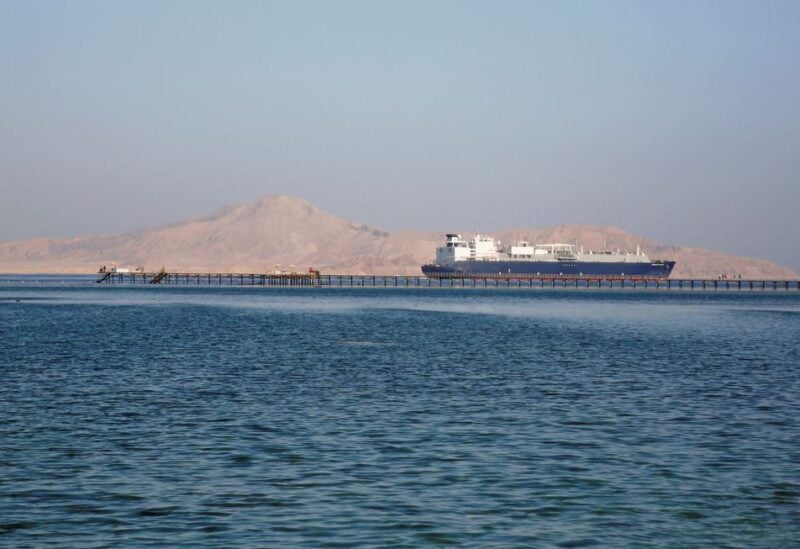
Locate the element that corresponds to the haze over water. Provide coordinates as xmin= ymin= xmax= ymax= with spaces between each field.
xmin=2 ymin=282 xmax=799 ymax=546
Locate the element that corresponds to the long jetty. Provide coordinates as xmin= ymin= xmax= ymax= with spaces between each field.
xmin=96 ymin=271 xmax=800 ymax=291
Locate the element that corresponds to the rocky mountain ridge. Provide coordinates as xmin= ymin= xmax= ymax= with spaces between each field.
xmin=0 ymin=195 xmax=797 ymax=279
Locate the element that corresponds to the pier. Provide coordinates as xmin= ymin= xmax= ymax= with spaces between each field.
xmin=96 ymin=272 xmax=800 ymax=291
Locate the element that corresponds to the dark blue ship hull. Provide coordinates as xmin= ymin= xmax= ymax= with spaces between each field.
xmin=422 ymin=260 xmax=676 ymax=279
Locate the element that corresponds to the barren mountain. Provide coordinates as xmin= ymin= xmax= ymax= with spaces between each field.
xmin=0 ymin=195 xmax=796 ymax=279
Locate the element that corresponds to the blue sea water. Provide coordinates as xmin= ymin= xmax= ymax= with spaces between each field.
xmin=1 ymin=282 xmax=799 ymax=547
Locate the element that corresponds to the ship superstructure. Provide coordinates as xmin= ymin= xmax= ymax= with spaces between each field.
xmin=422 ymin=234 xmax=675 ymax=278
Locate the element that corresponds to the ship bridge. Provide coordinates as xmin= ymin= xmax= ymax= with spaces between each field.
xmin=436 ymin=234 xmax=500 ymax=263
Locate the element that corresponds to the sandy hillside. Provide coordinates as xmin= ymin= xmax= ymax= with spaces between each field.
xmin=0 ymin=195 xmax=796 ymax=279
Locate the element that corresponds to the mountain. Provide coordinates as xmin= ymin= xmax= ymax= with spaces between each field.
xmin=0 ymin=196 xmax=440 ymax=275
xmin=0 ymin=195 xmax=797 ymax=279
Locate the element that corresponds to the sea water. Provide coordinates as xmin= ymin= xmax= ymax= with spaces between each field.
xmin=1 ymin=281 xmax=799 ymax=547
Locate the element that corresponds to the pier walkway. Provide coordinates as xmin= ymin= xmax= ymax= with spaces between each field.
xmin=96 ymin=272 xmax=800 ymax=291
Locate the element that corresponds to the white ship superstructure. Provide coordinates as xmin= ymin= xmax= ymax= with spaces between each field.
xmin=426 ymin=234 xmax=675 ymax=278
xmin=436 ymin=234 xmax=650 ymax=264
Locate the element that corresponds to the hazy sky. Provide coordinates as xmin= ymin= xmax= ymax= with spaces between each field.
xmin=2 ymin=1 xmax=799 ymax=269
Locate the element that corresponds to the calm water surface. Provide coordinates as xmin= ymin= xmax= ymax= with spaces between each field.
xmin=1 ymin=282 xmax=799 ymax=547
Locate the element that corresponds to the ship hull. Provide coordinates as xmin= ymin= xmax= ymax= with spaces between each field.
xmin=422 ymin=260 xmax=676 ymax=279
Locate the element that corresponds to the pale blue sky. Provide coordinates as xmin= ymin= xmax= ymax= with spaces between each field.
xmin=1 ymin=1 xmax=799 ymax=269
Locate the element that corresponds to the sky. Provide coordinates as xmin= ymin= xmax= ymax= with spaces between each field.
xmin=1 ymin=1 xmax=799 ymax=269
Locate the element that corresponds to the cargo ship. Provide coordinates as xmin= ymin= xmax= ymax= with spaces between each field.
xmin=421 ymin=234 xmax=675 ymax=278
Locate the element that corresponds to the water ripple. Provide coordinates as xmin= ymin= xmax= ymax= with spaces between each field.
xmin=1 ymin=286 xmax=799 ymax=546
